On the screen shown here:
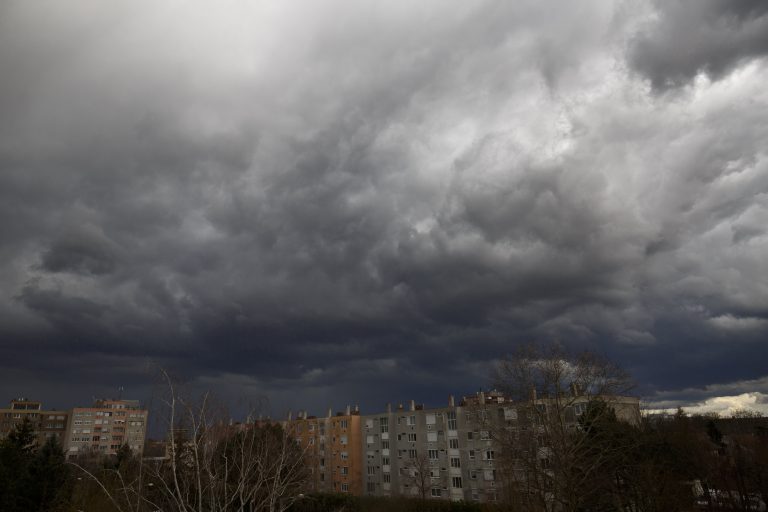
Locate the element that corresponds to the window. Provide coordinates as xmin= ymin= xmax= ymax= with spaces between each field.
xmin=380 ymin=417 xmax=389 ymax=433
xmin=367 ymin=482 xmax=376 ymax=493
xmin=485 ymin=450 xmax=495 ymax=461
xmin=431 ymin=488 xmax=442 ymax=497
xmin=451 ymin=477 xmax=463 ymax=488
xmin=382 ymin=440 xmax=389 ymax=449
xmin=408 ymin=415 xmax=416 ymax=426
xmin=368 ymin=466 xmax=376 ymax=475
xmin=341 ymin=483 xmax=349 ymax=492
xmin=408 ymin=449 xmax=418 ymax=459
xmin=383 ymin=473 xmax=391 ymax=483
xmin=340 ymin=420 xmax=348 ymax=429
xmin=450 ymin=457 xmax=461 ymax=468
xmin=469 ymin=450 xmax=475 ymax=459
xmin=341 ymin=451 xmax=349 ymax=460
xmin=447 ymin=411 xmax=457 ymax=430
xmin=382 ymin=457 xmax=390 ymax=465
xmin=467 ymin=431 xmax=474 ymax=440
xmin=341 ymin=467 xmax=349 ymax=475
xmin=480 ymin=430 xmax=490 ymax=440
xmin=449 ymin=439 xmax=459 ymax=449
xmin=340 ymin=435 xmax=348 ymax=445
xmin=408 ymin=433 xmax=417 ymax=442
xmin=365 ymin=419 xmax=373 ymax=429
xmin=428 ymin=449 xmax=439 ymax=460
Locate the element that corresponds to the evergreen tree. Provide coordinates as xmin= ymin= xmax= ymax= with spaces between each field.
xmin=0 ymin=420 xmax=71 ymax=512
xmin=26 ymin=436 xmax=71 ymax=512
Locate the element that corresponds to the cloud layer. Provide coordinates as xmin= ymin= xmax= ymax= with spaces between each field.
xmin=1 ymin=0 xmax=767 ymax=415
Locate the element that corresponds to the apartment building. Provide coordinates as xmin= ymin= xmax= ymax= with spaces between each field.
xmin=0 ymin=398 xmax=69 ymax=446
xmin=287 ymin=406 xmax=363 ymax=495
xmin=360 ymin=396 xmax=503 ymax=503
xmin=65 ymin=398 xmax=148 ymax=458
xmin=357 ymin=390 xmax=641 ymax=503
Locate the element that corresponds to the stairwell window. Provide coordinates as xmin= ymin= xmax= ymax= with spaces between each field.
xmin=446 ymin=411 xmax=457 ymax=430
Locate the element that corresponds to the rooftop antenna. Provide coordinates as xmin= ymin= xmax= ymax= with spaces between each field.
xmin=118 ymin=386 xmax=124 ymax=400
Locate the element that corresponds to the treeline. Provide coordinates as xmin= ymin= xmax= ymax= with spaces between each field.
xmin=288 ymin=493 xmax=497 ymax=512
xmin=0 ymin=418 xmax=71 ymax=511
xmin=0 ymin=409 xmax=766 ymax=511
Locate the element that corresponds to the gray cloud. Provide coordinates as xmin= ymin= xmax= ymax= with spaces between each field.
xmin=0 ymin=1 xmax=767 ymax=415
xmin=630 ymin=0 xmax=768 ymax=89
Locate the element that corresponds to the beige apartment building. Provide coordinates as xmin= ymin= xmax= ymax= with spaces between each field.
xmin=65 ymin=398 xmax=148 ymax=458
xmin=0 ymin=398 xmax=69 ymax=446
xmin=286 ymin=406 xmax=363 ymax=495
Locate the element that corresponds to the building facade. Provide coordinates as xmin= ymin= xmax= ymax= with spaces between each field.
xmin=287 ymin=406 xmax=363 ymax=495
xmin=360 ymin=396 xmax=503 ymax=502
xmin=0 ymin=398 xmax=69 ymax=447
xmin=355 ymin=390 xmax=641 ymax=504
xmin=65 ymin=399 xmax=148 ymax=458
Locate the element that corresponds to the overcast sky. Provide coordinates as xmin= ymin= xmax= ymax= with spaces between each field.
xmin=1 ymin=0 xmax=767 ymax=418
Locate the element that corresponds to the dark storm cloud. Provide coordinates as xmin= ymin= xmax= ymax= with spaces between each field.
xmin=630 ymin=0 xmax=768 ymax=89
xmin=0 ymin=0 xmax=767 ymax=416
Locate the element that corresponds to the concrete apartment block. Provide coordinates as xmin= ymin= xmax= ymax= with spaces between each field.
xmin=287 ymin=405 xmax=363 ymax=495
xmin=0 ymin=398 xmax=69 ymax=447
xmin=360 ymin=395 xmax=503 ymax=503
xmin=65 ymin=398 xmax=148 ymax=458
xmin=359 ymin=391 xmax=641 ymax=504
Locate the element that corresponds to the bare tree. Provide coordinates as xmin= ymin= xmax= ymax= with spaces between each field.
xmin=71 ymin=369 xmax=309 ymax=512
xmin=488 ymin=343 xmax=638 ymax=512
xmin=400 ymin=452 xmax=434 ymax=500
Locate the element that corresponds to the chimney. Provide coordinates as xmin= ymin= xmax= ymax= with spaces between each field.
xmin=345 ymin=405 xmax=351 ymax=416
xmin=354 ymin=404 xmax=360 ymax=414
xmin=386 ymin=403 xmax=392 ymax=413
xmin=480 ymin=391 xmax=486 ymax=404
xmin=327 ymin=407 xmax=333 ymax=418
xmin=398 ymin=403 xmax=404 ymax=411
xmin=530 ymin=388 xmax=537 ymax=401
xmin=287 ymin=411 xmax=293 ymax=421
xmin=448 ymin=395 xmax=455 ymax=407
xmin=410 ymin=399 xmax=416 ymax=411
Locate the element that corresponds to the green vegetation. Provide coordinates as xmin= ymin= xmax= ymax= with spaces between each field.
xmin=0 ymin=418 xmax=71 ymax=512
xmin=0 ymin=406 xmax=766 ymax=511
